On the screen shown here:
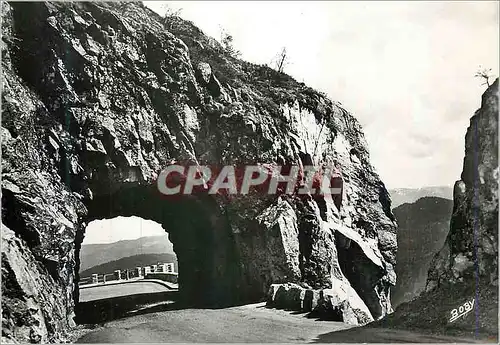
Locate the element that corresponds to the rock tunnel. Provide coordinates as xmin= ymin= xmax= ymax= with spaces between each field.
xmin=76 ymin=183 xmax=243 ymax=309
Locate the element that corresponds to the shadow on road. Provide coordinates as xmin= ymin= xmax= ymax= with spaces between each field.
xmin=261 ymin=303 xmax=347 ymax=322
xmin=75 ymin=290 xmax=266 ymax=325
xmin=75 ymin=290 xmax=180 ymax=324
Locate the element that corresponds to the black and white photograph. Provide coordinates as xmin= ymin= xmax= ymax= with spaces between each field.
xmin=1 ymin=1 xmax=498 ymax=343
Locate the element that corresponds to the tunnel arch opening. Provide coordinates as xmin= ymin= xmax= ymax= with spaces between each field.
xmin=74 ymin=215 xmax=180 ymax=323
xmin=78 ymin=216 xmax=178 ymax=285
xmin=73 ymin=183 xmax=244 ymax=323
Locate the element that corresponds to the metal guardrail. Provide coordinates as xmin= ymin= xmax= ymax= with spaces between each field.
xmin=79 ymin=265 xmax=177 ymax=287
xmin=79 ymin=278 xmax=178 ymax=291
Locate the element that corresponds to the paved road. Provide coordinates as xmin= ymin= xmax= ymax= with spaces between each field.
xmin=76 ymin=302 xmax=485 ymax=343
xmin=312 ymin=327 xmax=488 ymax=343
xmin=79 ymin=281 xmax=171 ymax=302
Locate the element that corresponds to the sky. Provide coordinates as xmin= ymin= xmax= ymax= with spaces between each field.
xmin=85 ymin=1 xmax=499 ymax=245
xmin=144 ymin=1 xmax=499 ymax=189
xmin=84 ymin=216 xmax=166 ymax=244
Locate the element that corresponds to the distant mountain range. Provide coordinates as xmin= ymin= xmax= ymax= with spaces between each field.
xmin=391 ymin=196 xmax=453 ymax=307
xmin=388 ymin=186 xmax=453 ymax=208
xmin=79 ymin=234 xmax=176 ymax=273
xmin=79 ymin=253 xmax=178 ymax=277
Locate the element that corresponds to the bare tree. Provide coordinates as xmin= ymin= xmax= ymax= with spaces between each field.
xmin=475 ymin=66 xmax=494 ymax=87
xmin=274 ymin=47 xmax=289 ymax=73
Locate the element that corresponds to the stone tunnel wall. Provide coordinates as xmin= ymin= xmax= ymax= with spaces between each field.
xmin=1 ymin=2 xmax=397 ymax=342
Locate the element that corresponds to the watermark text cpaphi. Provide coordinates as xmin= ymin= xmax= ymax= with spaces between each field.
xmin=156 ymin=164 xmax=343 ymax=197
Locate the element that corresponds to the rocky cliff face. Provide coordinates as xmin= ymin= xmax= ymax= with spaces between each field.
xmin=427 ymin=79 xmax=498 ymax=290
xmin=373 ymin=81 xmax=498 ymax=338
xmin=1 ymin=2 xmax=397 ymax=342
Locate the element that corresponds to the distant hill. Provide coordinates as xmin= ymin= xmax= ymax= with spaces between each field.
xmin=79 ymin=253 xmax=178 ymax=277
xmin=392 ymin=196 xmax=453 ymax=308
xmin=79 ymin=234 xmax=175 ymax=273
xmin=389 ymin=186 xmax=453 ymax=208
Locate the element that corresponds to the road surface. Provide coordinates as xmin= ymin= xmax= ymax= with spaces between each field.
xmin=79 ymin=281 xmax=172 ymax=302
xmin=76 ymin=302 xmax=486 ymax=343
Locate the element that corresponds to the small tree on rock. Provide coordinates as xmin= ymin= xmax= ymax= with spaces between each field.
xmin=161 ymin=3 xmax=183 ymax=30
xmin=475 ymin=66 xmax=494 ymax=87
xmin=219 ymin=27 xmax=241 ymax=58
xmin=161 ymin=3 xmax=183 ymax=18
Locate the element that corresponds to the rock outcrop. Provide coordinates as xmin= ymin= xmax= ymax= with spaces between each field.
xmin=427 ymin=79 xmax=498 ymax=290
xmin=267 ymin=282 xmax=374 ymax=325
xmin=1 ymin=2 xmax=397 ymax=342
xmin=374 ymin=80 xmax=498 ymax=339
